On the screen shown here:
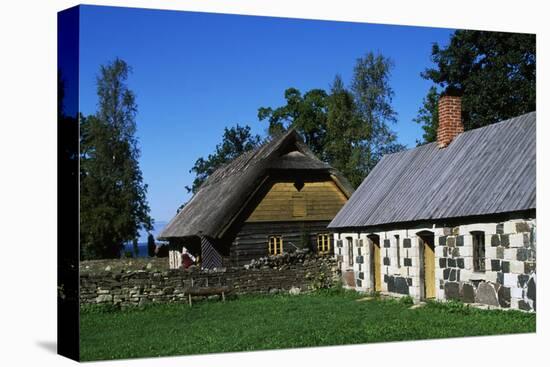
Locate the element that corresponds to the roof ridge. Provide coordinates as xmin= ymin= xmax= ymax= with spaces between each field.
xmin=383 ymin=111 xmax=537 ymax=160
xmin=197 ymin=128 xmax=300 ymax=189
xmin=329 ymin=111 xmax=536 ymax=229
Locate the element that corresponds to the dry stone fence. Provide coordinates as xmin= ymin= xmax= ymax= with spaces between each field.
xmin=80 ymin=250 xmax=338 ymax=307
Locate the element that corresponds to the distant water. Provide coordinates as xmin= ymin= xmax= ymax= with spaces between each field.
xmin=138 ymin=220 xmax=169 ymax=242
xmin=123 ymin=243 xmax=149 ymax=258
xmin=123 ymin=220 xmax=169 ymax=258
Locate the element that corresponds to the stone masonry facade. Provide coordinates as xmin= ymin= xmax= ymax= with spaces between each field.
xmin=80 ymin=252 xmax=338 ymax=308
xmin=334 ymin=217 xmax=536 ymax=311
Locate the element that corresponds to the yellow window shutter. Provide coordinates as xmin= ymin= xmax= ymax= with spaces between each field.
xmin=292 ymin=193 xmax=307 ymax=217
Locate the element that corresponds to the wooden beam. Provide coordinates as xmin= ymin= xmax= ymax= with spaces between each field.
xmin=330 ymin=174 xmax=353 ymax=199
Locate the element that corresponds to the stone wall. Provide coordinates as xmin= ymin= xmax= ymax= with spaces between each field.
xmin=334 ymin=217 xmax=536 ymax=311
xmin=80 ymin=251 xmax=338 ymax=307
xmin=437 ymin=219 xmax=536 ymax=311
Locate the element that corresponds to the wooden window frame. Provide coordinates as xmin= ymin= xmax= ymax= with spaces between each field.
xmin=317 ymin=233 xmax=331 ymax=255
xmin=472 ymin=231 xmax=486 ymax=272
xmin=268 ymin=235 xmax=283 ymax=256
xmin=347 ymin=237 xmax=354 ymax=266
xmin=395 ymin=235 xmax=401 ymax=268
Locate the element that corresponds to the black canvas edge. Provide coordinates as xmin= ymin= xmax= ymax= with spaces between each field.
xmin=57 ymin=5 xmax=80 ymax=362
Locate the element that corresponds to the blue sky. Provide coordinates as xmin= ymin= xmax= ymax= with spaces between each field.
xmin=78 ymin=5 xmax=454 ymax=224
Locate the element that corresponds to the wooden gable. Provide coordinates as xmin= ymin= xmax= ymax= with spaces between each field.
xmin=245 ymin=179 xmax=348 ymax=223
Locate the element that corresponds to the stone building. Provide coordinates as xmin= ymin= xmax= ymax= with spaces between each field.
xmin=328 ymin=95 xmax=536 ymax=311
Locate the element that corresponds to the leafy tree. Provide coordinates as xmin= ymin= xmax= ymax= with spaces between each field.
xmin=80 ymin=58 xmax=153 ymax=259
xmin=147 ymin=233 xmax=156 ymax=257
xmin=325 ymin=75 xmax=363 ymax=187
xmin=185 ymin=124 xmax=261 ymax=195
xmin=257 ymin=52 xmax=403 ymax=187
xmin=417 ymin=30 xmax=536 ymax=142
xmin=350 ymin=52 xmax=404 ymax=176
xmin=413 ymin=86 xmax=439 ymax=145
xmin=258 ymin=88 xmax=329 ymax=159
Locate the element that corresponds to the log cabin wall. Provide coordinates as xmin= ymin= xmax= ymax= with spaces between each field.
xmin=228 ymin=177 xmax=347 ymax=266
xmin=230 ymin=221 xmax=334 ymax=266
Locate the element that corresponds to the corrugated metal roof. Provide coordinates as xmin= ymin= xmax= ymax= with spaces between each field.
xmin=329 ymin=112 xmax=536 ymax=229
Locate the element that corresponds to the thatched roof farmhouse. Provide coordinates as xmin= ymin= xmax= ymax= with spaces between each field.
xmin=160 ymin=129 xmax=354 ymax=268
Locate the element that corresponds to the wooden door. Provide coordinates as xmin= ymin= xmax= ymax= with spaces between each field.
xmin=422 ymin=235 xmax=435 ymax=299
xmin=373 ymin=239 xmax=382 ymax=292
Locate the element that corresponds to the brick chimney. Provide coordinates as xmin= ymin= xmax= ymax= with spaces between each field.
xmin=437 ymin=95 xmax=463 ymax=148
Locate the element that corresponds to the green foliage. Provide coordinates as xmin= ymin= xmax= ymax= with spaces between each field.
xmin=399 ymin=295 xmax=414 ymax=306
xmin=425 ymin=299 xmax=472 ymax=314
xmin=258 ymin=88 xmax=329 ymax=159
xmin=185 ymin=52 xmax=404 ymax=193
xmin=413 ymin=86 xmax=439 ymax=145
xmin=305 ymin=271 xmax=332 ymax=290
xmin=147 ymin=233 xmax=156 ymax=257
xmin=184 ymin=124 xmax=261 ymax=196
xmin=319 ymin=278 xmax=344 ymax=294
xmin=325 ymin=75 xmax=364 ymax=187
xmin=81 ymin=303 xmax=121 ymax=314
xmin=348 ymin=53 xmax=404 ymax=182
xmin=417 ymin=30 xmax=536 ymax=143
xmin=366 ymin=290 xmax=381 ymax=299
xmin=80 ymin=58 xmax=152 ymax=259
xmin=351 ymin=53 xmax=397 ymax=136
xmin=258 ymin=52 xmax=404 ymax=189
xmin=80 ymin=293 xmax=535 ymax=361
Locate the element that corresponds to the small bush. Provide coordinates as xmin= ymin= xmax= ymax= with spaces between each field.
xmin=366 ymin=290 xmax=381 ymax=299
xmin=425 ymin=299 xmax=473 ymax=314
xmin=314 ymin=285 xmax=360 ymax=299
xmin=399 ymin=296 xmax=414 ymax=306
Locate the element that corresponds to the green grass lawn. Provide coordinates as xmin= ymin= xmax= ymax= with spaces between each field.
xmin=80 ymin=289 xmax=535 ymax=361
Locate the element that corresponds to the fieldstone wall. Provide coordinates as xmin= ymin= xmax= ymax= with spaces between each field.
xmin=335 ymin=233 xmax=422 ymax=298
xmin=438 ymin=219 xmax=536 ymax=311
xmin=80 ymin=251 xmax=338 ymax=307
xmin=334 ymin=217 xmax=536 ymax=311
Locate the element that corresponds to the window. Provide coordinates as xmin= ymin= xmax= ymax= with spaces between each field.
xmin=395 ymin=235 xmax=401 ymax=268
xmin=347 ymin=237 xmax=354 ymax=266
xmin=472 ymin=231 xmax=485 ymax=272
xmin=317 ymin=234 xmax=331 ymax=254
xmin=268 ymin=236 xmax=283 ymax=256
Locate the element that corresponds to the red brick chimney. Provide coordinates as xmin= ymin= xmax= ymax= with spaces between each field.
xmin=437 ymin=95 xmax=463 ymax=148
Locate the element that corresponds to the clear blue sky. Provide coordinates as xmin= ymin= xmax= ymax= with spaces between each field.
xmin=78 ymin=5 xmax=454 ymax=224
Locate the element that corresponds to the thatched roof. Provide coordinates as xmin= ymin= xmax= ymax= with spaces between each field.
xmin=329 ymin=112 xmax=536 ymax=230
xmin=159 ymin=129 xmax=354 ymax=240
